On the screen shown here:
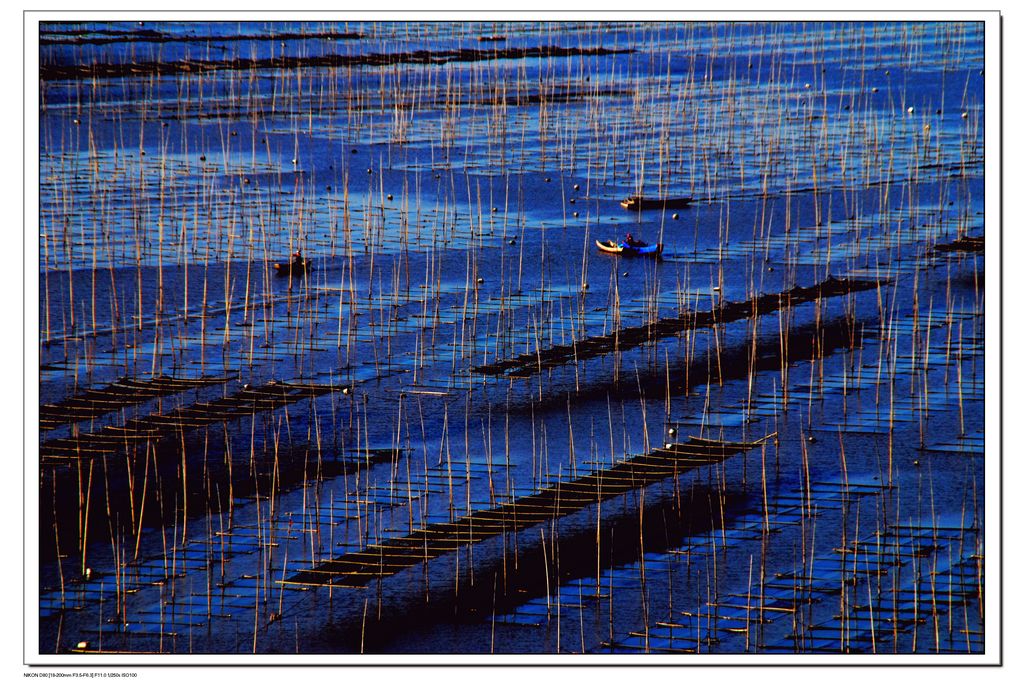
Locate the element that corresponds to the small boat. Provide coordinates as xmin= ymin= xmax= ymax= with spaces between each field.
xmin=620 ymin=195 xmax=693 ymax=211
xmin=274 ymin=259 xmax=311 ymax=277
xmin=596 ymin=239 xmax=663 ymax=257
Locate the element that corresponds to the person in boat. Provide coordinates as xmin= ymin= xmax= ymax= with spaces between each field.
xmin=624 ymin=233 xmax=642 ymax=247
xmin=291 ymin=249 xmax=305 ymax=267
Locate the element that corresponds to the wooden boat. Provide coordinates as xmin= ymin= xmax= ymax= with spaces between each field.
xmin=620 ymin=195 xmax=693 ymax=211
xmin=596 ymin=239 xmax=663 ymax=257
xmin=274 ymin=259 xmax=310 ymax=277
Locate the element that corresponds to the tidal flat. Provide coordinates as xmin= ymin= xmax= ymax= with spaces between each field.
xmin=36 ymin=20 xmax=987 ymax=656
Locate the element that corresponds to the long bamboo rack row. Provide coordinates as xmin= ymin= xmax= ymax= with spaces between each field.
xmin=40 ymin=374 xmax=232 ymax=431
xmin=473 ymin=276 xmax=885 ymax=377
xmin=40 ymin=380 xmax=341 ymax=461
xmin=39 ymin=45 xmax=633 ymax=82
xmin=284 ymin=434 xmax=774 ymax=588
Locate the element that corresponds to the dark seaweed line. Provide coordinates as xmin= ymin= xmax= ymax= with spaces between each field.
xmin=472 ymin=276 xmax=886 ymax=378
xmin=283 ymin=434 xmax=772 ymax=588
xmin=40 ymin=29 xmax=364 ymax=47
xmin=931 ymin=234 xmax=984 ymax=254
xmin=39 ymin=45 xmax=633 ymax=82
xmin=40 ymin=374 xmax=232 ymax=432
xmin=39 ymin=380 xmax=340 ymax=462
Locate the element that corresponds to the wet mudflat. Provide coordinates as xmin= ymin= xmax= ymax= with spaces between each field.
xmin=36 ymin=20 xmax=986 ymax=656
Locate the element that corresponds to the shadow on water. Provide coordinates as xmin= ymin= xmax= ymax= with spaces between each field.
xmin=282 ymin=483 xmax=752 ymax=653
xmin=506 ymin=312 xmax=871 ymax=413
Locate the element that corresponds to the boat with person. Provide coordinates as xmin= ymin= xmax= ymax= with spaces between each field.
xmin=596 ymin=235 xmax=663 ymax=257
xmin=275 ymin=250 xmax=310 ymax=277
